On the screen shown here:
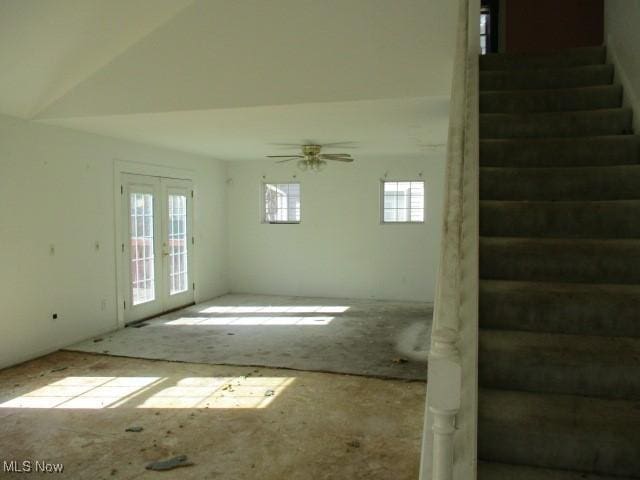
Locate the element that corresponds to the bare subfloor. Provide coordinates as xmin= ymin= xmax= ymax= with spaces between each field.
xmin=67 ymin=294 xmax=433 ymax=380
xmin=0 ymin=351 xmax=425 ymax=479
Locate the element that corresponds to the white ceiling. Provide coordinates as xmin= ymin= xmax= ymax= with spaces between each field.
xmin=0 ymin=0 xmax=457 ymax=161
xmin=44 ymin=96 xmax=449 ymax=161
xmin=0 ymin=0 xmax=195 ymax=119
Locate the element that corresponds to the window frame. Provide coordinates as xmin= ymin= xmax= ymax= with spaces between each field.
xmin=261 ymin=181 xmax=302 ymax=224
xmin=379 ymin=179 xmax=426 ymax=225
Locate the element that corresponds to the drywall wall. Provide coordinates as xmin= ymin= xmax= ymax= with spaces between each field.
xmin=504 ymin=0 xmax=603 ymax=53
xmin=0 ymin=114 xmax=228 ymax=369
xmin=606 ymin=0 xmax=640 ymax=131
xmin=227 ymin=155 xmax=445 ymax=302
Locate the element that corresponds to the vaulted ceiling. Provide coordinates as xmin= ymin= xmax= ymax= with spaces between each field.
xmin=0 ymin=0 xmax=457 ymax=160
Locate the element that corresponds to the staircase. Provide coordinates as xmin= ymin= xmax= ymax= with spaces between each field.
xmin=477 ymin=46 xmax=640 ymax=479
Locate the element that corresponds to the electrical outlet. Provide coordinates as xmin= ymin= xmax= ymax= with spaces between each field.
xmin=52 ymin=313 xmax=58 ymax=321
xmin=101 ymin=299 xmax=107 ymax=311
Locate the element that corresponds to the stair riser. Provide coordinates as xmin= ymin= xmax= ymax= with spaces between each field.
xmin=480 ymin=86 xmax=621 ymax=114
xmin=478 ymin=462 xmax=633 ymax=480
xmin=480 ymin=167 xmax=640 ymax=200
xmin=478 ymin=423 xmax=640 ymax=478
xmin=480 ymin=136 xmax=640 ymax=167
xmin=480 ymin=110 xmax=632 ymax=139
xmin=480 ymin=202 xmax=640 ymax=238
xmin=480 ymin=286 xmax=640 ymax=337
xmin=480 ymin=65 xmax=613 ymax=91
xmin=479 ymin=348 xmax=640 ymax=400
xmin=480 ymin=48 xmax=606 ymax=71
xmin=480 ymin=240 xmax=640 ymax=284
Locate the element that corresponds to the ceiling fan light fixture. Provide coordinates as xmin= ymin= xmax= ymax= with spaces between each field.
xmin=269 ymin=143 xmax=353 ymax=171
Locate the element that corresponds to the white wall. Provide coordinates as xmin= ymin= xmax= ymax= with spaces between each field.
xmin=227 ymin=155 xmax=445 ymax=302
xmin=606 ymin=0 xmax=640 ymax=131
xmin=0 ymin=114 xmax=228 ymax=369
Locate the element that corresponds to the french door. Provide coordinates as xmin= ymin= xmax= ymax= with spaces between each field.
xmin=121 ymin=174 xmax=194 ymax=323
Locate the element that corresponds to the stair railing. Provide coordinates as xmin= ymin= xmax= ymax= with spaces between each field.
xmin=419 ymin=0 xmax=480 ymax=479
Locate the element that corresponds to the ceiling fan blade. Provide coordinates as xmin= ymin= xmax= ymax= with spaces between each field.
xmin=266 ymin=155 xmax=304 ymax=158
xmin=320 ymin=154 xmax=352 ymax=159
xmin=324 ymin=157 xmax=354 ymax=163
xmin=276 ymin=158 xmax=300 ymax=163
xmin=320 ymin=142 xmax=358 ymax=149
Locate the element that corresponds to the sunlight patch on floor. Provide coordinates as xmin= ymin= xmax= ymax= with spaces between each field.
xmin=198 ymin=305 xmax=350 ymax=314
xmin=137 ymin=376 xmax=294 ymax=409
xmin=0 ymin=376 xmax=160 ymax=409
xmin=0 ymin=376 xmax=294 ymax=410
xmin=164 ymin=316 xmax=335 ymax=326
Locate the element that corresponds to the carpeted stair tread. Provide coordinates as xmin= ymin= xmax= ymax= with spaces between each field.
xmin=480 ymin=200 xmax=640 ymax=238
xmin=480 ymin=108 xmax=632 ymax=139
xmin=478 ymin=389 xmax=640 ymax=477
xmin=480 ymin=237 xmax=640 ymax=284
xmin=480 ymin=135 xmax=640 ymax=167
xmin=478 ymin=46 xmax=640 ymax=479
xmin=480 ymin=64 xmax=613 ymax=91
xmin=479 ymin=462 xmax=638 ymax=480
xmin=480 ymin=280 xmax=640 ymax=337
xmin=480 ymin=47 xmax=606 ymax=71
xmin=480 ymin=85 xmax=621 ymax=113
xmin=480 ymin=165 xmax=640 ymax=200
xmin=479 ymin=329 xmax=640 ymax=399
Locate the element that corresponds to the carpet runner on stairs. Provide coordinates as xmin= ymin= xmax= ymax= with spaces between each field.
xmin=476 ymin=46 xmax=640 ymax=480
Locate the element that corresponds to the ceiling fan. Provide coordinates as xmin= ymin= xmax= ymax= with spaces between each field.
xmin=267 ymin=144 xmax=354 ymax=172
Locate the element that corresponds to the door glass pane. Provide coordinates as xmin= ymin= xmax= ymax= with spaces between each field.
xmin=130 ymin=192 xmax=155 ymax=305
xmin=168 ymin=194 xmax=188 ymax=295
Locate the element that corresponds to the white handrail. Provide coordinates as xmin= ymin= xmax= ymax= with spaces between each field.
xmin=419 ymin=0 xmax=479 ymax=478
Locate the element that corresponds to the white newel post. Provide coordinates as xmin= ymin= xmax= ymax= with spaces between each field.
xmin=419 ymin=0 xmax=479 ymax=476
xmin=429 ymin=328 xmax=462 ymax=480
xmin=430 ymin=406 xmax=458 ymax=480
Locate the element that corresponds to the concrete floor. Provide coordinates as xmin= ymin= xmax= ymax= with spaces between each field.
xmin=68 ymin=294 xmax=433 ymax=380
xmin=0 ymin=351 xmax=425 ymax=479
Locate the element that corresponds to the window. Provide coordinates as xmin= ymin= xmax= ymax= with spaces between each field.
xmin=263 ymin=183 xmax=301 ymax=223
xmin=168 ymin=194 xmax=188 ymax=295
xmin=480 ymin=6 xmax=491 ymax=55
xmin=382 ymin=181 xmax=425 ymax=223
xmin=129 ymin=192 xmax=155 ymax=305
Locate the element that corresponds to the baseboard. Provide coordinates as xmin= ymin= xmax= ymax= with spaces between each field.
xmin=607 ymin=34 xmax=640 ymax=133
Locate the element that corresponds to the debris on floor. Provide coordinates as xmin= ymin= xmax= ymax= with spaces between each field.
xmin=264 ymin=389 xmax=275 ymax=397
xmin=391 ymin=357 xmax=409 ymax=364
xmin=125 ymin=426 xmax=144 ymax=432
xmin=145 ymin=455 xmax=194 ymax=471
xmin=93 ymin=338 xmax=103 ymax=343
xmin=347 ymin=440 xmax=361 ymax=448
xmin=51 ymin=366 xmax=67 ymax=372
xmin=0 ymin=351 xmax=425 ymax=479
